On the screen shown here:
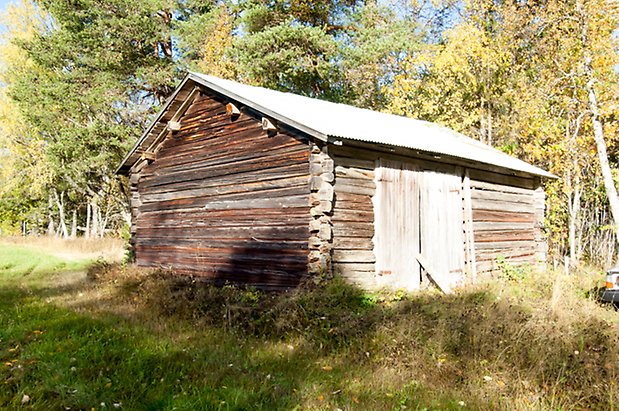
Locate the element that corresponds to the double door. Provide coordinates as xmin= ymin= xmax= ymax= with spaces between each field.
xmin=374 ymin=160 xmax=465 ymax=290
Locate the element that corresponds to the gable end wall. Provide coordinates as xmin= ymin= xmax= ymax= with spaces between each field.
xmin=129 ymin=91 xmax=311 ymax=289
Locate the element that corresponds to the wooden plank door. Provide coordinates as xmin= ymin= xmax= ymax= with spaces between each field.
xmin=374 ymin=159 xmax=421 ymax=290
xmin=419 ymin=171 xmax=466 ymax=289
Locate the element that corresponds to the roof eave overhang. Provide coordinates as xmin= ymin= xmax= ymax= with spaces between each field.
xmin=117 ymin=73 xmax=557 ymax=181
xmin=330 ymin=136 xmax=557 ymax=180
xmin=116 ymin=75 xmax=195 ymax=174
xmin=186 ymin=73 xmax=329 ymax=142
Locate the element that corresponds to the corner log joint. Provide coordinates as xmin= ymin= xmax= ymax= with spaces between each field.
xmin=308 ymin=142 xmax=334 ymax=277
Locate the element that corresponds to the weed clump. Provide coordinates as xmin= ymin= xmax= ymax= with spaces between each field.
xmin=86 ymin=258 xmax=115 ymax=281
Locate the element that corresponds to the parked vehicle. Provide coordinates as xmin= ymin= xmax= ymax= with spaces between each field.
xmin=601 ymin=267 xmax=619 ymax=303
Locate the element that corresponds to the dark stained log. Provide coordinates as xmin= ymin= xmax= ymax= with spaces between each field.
xmin=139 ymin=190 xmax=309 ymax=213
xmin=133 ymin=92 xmax=311 ymax=289
xmin=140 ymin=173 xmax=309 ymax=202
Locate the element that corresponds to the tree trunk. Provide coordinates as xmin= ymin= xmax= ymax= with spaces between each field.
xmin=53 ymin=189 xmax=68 ymax=239
xmin=47 ymin=193 xmax=55 ymax=236
xmin=577 ymin=0 xmax=619 ymax=248
xmin=567 ymin=173 xmax=582 ymax=265
xmin=91 ymin=198 xmax=99 ymax=238
xmin=70 ymin=209 xmax=77 ymax=239
xmin=98 ymin=204 xmax=106 ymax=238
xmin=85 ymin=202 xmax=91 ymax=239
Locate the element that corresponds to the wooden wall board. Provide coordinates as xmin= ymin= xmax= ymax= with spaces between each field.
xmin=469 ymin=175 xmax=542 ymax=275
xmin=133 ymin=92 xmax=311 ymax=288
xmin=329 ymin=144 xmax=545 ymax=289
xmin=330 ymin=149 xmax=377 ymax=288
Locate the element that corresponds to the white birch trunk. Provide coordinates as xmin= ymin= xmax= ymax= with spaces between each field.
xmin=47 ymin=193 xmax=55 ymax=237
xmin=70 ymin=209 xmax=77 ymax=239
xmin=577 ymin=0 xmax=619 ymax=248
xmin=567 ymin=174 xmax=582 ymax=265
xmin=85 ymin=202 xmax=91 ymax=239
xmin=90 ymin=199 xmax=99 ymax=238
xmin=53 ymin=189 xmax=68 ymax=239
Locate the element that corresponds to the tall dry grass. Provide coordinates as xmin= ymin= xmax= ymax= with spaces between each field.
xmin=73 ymin=261 xmax=619 ymax=410
xmin=0 ymin=235 xmax=125 ymax=262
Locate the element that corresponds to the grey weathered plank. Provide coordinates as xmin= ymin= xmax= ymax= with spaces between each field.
xmin=332 ymin=250 xmax=376 ymax=263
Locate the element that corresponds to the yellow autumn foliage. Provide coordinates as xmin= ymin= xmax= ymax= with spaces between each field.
xmin=387 ymin=22 xmax=512 ymax=146
xmin=0 ymin=0 xmax=51 ymax=197
xmin=194 ymin=4 xmax=236 ymax=80
xmin=388 ymin=0 xmax=618 ymax=260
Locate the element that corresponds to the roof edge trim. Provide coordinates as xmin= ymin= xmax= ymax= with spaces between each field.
xmin=116 ymin=75 xmax=194 ymax=174
xmin=186 ymin=73 xmax=329 ymax=143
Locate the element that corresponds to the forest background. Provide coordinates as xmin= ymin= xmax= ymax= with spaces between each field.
xmin=0 ymin=0 xmax=617 ymax=267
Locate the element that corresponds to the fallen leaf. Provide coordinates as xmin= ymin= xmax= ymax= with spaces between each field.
xmin=21 ymin=395 xmax=30 ymax=404
xmin=483 ymin=376 xmax=493 ymax=382
xmin=321 ymin=365 xmax=333 ymax=371
xmin=105 ymin=382 xmax=112 ymax=388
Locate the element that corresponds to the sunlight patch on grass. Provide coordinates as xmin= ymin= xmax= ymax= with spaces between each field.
xmin=0 ymin=236 xmax=125 ymax=263
xmin=0 ymin=245 xmax=90 ymax=282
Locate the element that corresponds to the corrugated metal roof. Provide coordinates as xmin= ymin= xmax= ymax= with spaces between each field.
xmin=189 ymin=73 xmax=553 ymax=178
xmin=118 ymin=72 xmax=554 ymax=178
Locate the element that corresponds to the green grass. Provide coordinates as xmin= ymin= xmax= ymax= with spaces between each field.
xmin=0 ymin=245 xmax=89 ymax=280
xmin=1 ymin=242 xmax=619 ymax=410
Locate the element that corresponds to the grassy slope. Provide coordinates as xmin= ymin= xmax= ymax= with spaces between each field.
xmin=1 ymin=241 xmax=618 ymax=410
xmin=0 ymin=245 xmax=88 ymax=280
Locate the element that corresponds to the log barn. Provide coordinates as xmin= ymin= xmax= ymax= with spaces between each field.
xmin=117 ymin=73 xmax=554 ymax=291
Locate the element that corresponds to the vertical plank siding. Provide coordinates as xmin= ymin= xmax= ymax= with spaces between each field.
xmin=374 ymin=160 xmax=421 ymax=290
xmin=419 ymin=171 xmax=466 ymax=288
xmin=132 ymin=92 xmax=311 ymax=289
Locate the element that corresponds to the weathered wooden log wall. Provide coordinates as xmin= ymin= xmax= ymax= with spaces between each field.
xmin=330 ymin=148 xmax=377 ymax=288
xmin=125 ymin=85 xmax=547 ymax=289
xmin=468 ymin=171 xmax=541 ymax=274
xmin=330 ymin=144 xmax=546 ymax=286
xmin=130 ymin=91 xmax=311 ymax=288
xmin=308 ymin=143 xmax=335 ymax=276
